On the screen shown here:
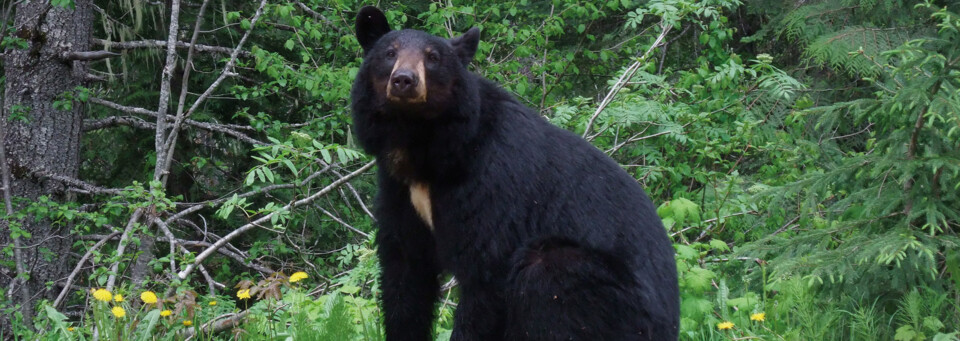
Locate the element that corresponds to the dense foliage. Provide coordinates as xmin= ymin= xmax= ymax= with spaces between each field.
xmin=1 ymin=0 xmax=958 ymax=340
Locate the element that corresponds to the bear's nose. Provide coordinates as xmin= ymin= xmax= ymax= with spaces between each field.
xmin=390 ymin=70 xmax=418 ymax=95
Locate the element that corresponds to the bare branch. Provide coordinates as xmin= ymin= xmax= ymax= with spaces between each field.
xmin=30 ymin=169 xmax=124 ymax=195
xmin=106 ymin=208 xmax=144 ymax=291
xmin=175 ymin=165 xmax=332 ymax=209
xmin=583 ymin=22 xmax=672 ymax=139
xmin=153 ymin=218 xmax=179 ymax=278
xmin=53 ymin=231 xmax=121 ymax=309
xmin=79 ymin=234 xmax=276 ymax=275
xmin=294 ymin=2 xmax=345 ymax=34
xmin=316 ymin=204 xmax=371 ymax=238
xmin=170 ymin=0 xmax=214 ymax=174
xmin=344 ymin=182 xmax=375 ymax=221
xmin=93 ymin=39 xmax=251 ymax=57
xmin=0 ymin=92 xmax=30 ymax=310
xmin=159 ymin=0 xmax=268 ymax=184
xmin=89 ymin=97 xmax=267 ymax=146
xmin=177 ymin=161 xmax=375 ymax=280
xmin=88 ymin=97 xmax=157 ymax=116
xmin=829 ymin=123 xmax=874 ymax=140
xmin=60 ymin=50 xmax=120 ymax=61
xmin=605 ymin=129 xmax=674 ymax=155
xmin=153 ymin=0 xmax=184 ymax=182
xmin=182 ymin=311 xmax=250 ymax=340
xmin=83 ymin=116 xmax=156 ymax=131
xmin=178 ymin=240 xmax=275 ymax=275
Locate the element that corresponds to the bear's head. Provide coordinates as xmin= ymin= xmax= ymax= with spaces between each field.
xmin=353 ymin=6 xmax=480 ymax=120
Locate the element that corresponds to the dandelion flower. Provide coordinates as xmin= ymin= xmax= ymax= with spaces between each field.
xmin=67 ymin=327 xmax=75 ymax=332
xmin=289 ymin=271 xmax=308 ymax=283
xmin=140 ymin=291 xmax=158 ymax=304
xmin=237 ymin=289 xmax=252 ymax=300
xmin=183 ymin=320 xmax=193 ymax=327
xmin=111 ymin=306 xmax=126 ymax=318
xmin=160 ymin=310 xmax=172 ymax=317
xmin=717 ymin=321 xmax=734 ymax=330
xmin=750 ymin=312 xmax=766 ymax=322
xmin=113 ymin=294 xmax=124 ymax=302
xmin=92 ymin=288 xmax=112 ymax=302
xmin=209 ymin=301 xmax=217 ymax=306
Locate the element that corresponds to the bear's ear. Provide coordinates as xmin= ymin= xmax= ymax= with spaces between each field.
xmin=356 ymin=6 xmax=391 ymax=53
xmin=450 ymin=27 xmax=480 ymax=66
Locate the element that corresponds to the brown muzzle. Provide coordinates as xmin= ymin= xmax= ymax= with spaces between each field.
xmin=387 ymin=49 xmax=427 ymax=103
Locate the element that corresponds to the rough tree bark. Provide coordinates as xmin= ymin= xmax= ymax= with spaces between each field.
xmin=0 ymin=0 xmax=92 ymax=334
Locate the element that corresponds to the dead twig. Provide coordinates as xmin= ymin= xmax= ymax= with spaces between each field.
xmin=583 ymin=22 xmax=672 ymax=140
xmin=175 ymin=161 xmax=375 ymax=281
xmin=93 ymin=39 xmax=251 ymax=57
xmin=53 ymin=232 xmax=121 ymax=308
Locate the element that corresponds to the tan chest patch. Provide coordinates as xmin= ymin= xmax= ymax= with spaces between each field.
xmin=409 ymin=182 xmax=433 ymax=230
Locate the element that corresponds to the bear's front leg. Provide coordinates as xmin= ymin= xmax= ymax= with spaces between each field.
xmin=450 ymin=284 xmax=506 ymax=341
xmin=376 ymin=174 xmax=441 ymax=341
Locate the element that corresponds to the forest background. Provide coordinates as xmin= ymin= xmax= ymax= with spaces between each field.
xmin=0 ymin=0 xmax=958 ymax=340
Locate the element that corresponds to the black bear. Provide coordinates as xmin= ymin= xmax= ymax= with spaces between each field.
xmin=350 ymin=6 xmax=679 ymax=341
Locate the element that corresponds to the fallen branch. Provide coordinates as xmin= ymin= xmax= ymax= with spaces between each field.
xmin=182 ymin=311 xmax=250 ymax=340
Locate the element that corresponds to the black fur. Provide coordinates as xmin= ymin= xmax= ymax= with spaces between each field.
xmin=351 ymin=6 xmax=679 ymax=341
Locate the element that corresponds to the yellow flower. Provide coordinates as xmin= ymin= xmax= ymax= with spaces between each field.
xmin=717 ymin=321 xmax=734 ymax=330
xmin=92 ymin=288 xmax=112 ymax=302
xmin=141 ymin=291 xmax=158 ymax=304
xmin=160 ymin=310 xmax=172 ymax=317
xmin=751 ymin=312 xmax=766 ymax=322
xmin=67 ymin=327 xmax=75 ymax=332
xmin=113 ymin=294 xmax=124 ymax=302
xmin=111 ymin=306 xmax=126 ymax=318
xmin=209 ymin=301 xmax=217 ymax=306
xmin=183 ymin=320 xmax=193 ymax=327
xmin=289 ymin=271 xmax=308 ymax=283
xmin=237 ymin=289 xmax=252 ymax=300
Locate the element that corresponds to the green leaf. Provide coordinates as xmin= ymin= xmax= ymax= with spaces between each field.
xmin=675 ymin=244 xmax=698 ymax=261
xmin=284 ymin=39 xmax=295 ymax=50
xmin=683 ymin=266 xmax=715 ymax=292
xmin=136 ymin=309 xmax=162 ymax=341
xmin=320 ymin=149 xmax=332 ymax=164
xmin=283 ymin=159 xmax=298 ymax=176
xmin=895 ymin=325 xmax=917 ymax=341
xmin=709 ymin=239 xmax=729 ymax=252
xmin=340 ymin=285 xmax=361 ymax=295
xmin=263 ymin=167 xmax=274 ymax=183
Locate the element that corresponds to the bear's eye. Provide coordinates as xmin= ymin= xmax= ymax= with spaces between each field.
xmin=427 ymin=52 xmax=440 ymax=63
xmin=385 ymin=50 xmax=396 ymax=58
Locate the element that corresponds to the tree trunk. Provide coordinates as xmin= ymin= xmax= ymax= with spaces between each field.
xmin=0 ymin=0 xmax=92 ymax=335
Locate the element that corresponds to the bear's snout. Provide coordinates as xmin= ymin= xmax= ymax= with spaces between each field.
xmin=386 ymin=48 xmax=428 ymax=103
xmin=390 ymin=70 xmax=418 ymax=97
